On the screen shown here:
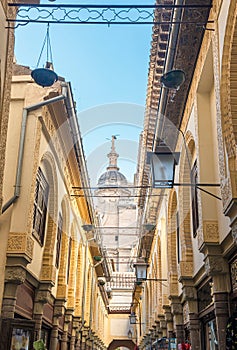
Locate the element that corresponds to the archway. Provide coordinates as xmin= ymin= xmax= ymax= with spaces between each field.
xmin=108 ymin=339 xmax=135 ymax=350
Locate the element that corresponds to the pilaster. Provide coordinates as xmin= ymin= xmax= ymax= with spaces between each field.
xmin=170 ymin=296 xmax=184 ymax=344
xmin=49 ymin=319 xmax=59 ymax=350
xmin=163 ymin=305 xmax=173 ymax=338
xmin=181 ymin=284 xmax=200 ymax=350
xmin=203 ymin=248 xmax=230 ymax=349
xmin=1 ymin=265 xmax=27 ymax=318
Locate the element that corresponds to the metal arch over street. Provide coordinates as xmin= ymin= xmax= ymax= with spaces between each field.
xmin=7 ymin=3 xmax=213 ymax=26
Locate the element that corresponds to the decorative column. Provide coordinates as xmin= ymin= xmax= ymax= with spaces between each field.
xmin=1 ymin=266 xmax=26 ymax=318
xmin=50 ymin=318 xmax=59 ymax=350
xmin=158 ymin=314 xmax=167 ymax=338
xmin=170 ymin=296 xmax=184 ymax=344
xmin=182 ymin=285 xmax=200 ymax=350
xmin=33 ymin=304 xmax=44 ymax=340
xmin=204 ymin=254 xmax=230 ymax=349
xmin=34 ymin=283 xmax=54 ymax=341
xmin=80 ymin=327 xmax=89 ymax=350
xmin=199 ymin=219 xmax=231 ymax=350
xmin=50 ymin=299 xmax=66 ymax=350
xmin=71 ymin=317 xmax=81 ymax=350
xmin=163 ymin=305 xmax=174 ymax=338
xmin=154 ymin=320 xmax=163 ymax=340
xmin=61 ymin=323 xmax=69 ymax=350
xmin=61 ymin=310 xmax=73 ymax=350
xmin=178 ymin=260 xmax=200 ymax=349
xmin=2 ymin=233 xmax=34 ymax=318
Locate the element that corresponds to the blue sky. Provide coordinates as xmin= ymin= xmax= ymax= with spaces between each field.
xmin=14 ymin=1 xmax=154 ymax=183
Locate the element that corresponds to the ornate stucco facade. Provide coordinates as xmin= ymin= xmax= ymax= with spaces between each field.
xmin=134 ymin=1 xmax=237 ymax=350
xmin=1 ymin=1 xmax=237 ymax=350
xmin=0 ymin=65 xmax=109 ymax=350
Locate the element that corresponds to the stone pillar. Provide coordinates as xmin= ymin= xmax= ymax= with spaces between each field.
xmin=70 ymin=317 xmax=81 ymax=350
xmin=70 ymin=333 xmax=76 ymax=350
xmin=213 ymin=291 xmax=229 ymax=349
xmin=157 ymin=314 xmax=167 ymax=338
xmin=170 ymin=297 xmax=184 ymax=344
xmin=182 ymin=285 xmax=200 ymax=350
xmin=34 ymin=283 xmax=55 ymax=342
xmin=188 ymin=312 xmax=200 ymax=350
xmin=49 ymin=298 xmax=66 ymax=350
xmin=163 ymin=305 xmax=173 ymax=338
xmin=49 ymin=322 xmax=59 ymax=350
xmin=75 ymin=331 xmax=82 ymax=350
xmin=73 ymin=317 xmax=82 ymax=350
xmin=61 ymin=310 xmax=73 ymax=350
xmin=204 ymin=253 xmax=231 ymax=349
xmin=155 ymin=320 xmax=163 ymax=339
xmin=61 ymin=326 xmax=68 ymax=350
xmin=33 ymin=311 xmax=43 ymax=340
xmin=1 ymin=283 xmax=18 ymax=318
xmin=80 ymin=328 xmax=88 ymax=350
xmin=1 ymin=266 xmax=26 ymax=318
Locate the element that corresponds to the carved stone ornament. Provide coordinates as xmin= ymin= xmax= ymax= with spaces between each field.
xmin=5 ymin=266 xmax=26 ymax=284
xmin=183 ymin=302 xmax=189 ymax=325
xmin=35 ymin=290 xmax=52 ymax=304
xmin=7 ymin=232 xmax=34 ymax=260
xmin=231 ymin=259 xmax=237 ymax=292
xmin=171 ymin=302 xmax=183 ymax=315
xmin=182 ymin=286 xmax=196 ymax=301
xmin=178 ymin=261 xmax=193 ymax=278
xmin=232 ymin=222 xmax=237 ymax=244
xmin=204 ymin=255 xmax=226 ymax=276
xmin=57 ymin=284 xmax=68 ymax=299
xmin=203 ymin=221 xmax=219 ymax=243
xmin=40 ymin=265 xmax=56 ymax=283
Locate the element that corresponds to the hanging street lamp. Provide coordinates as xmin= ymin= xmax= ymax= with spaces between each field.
xmin=160 ymin=69 xmax=185 ymax=90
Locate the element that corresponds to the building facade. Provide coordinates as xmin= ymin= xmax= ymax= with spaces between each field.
xmin=134 ymin=1 xmax=237 ymax=350
xmin=0 ymin=65 xmax=108 ymax=350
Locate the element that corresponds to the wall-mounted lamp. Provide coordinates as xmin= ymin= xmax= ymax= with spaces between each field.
xmin=133 ymin=258 xmax=167 ymax=283
xmin=147 ymin=146 xmax=180 ymax=189
xmin=128 ymin=329 xmax=133 ymax=339
xmin=129 ymin=312 xmax=138 ymax=325
xmin=133 ymin=258 xmax=149 ymax=281
xmin=147 ymin=142 xmax=221 ymax=200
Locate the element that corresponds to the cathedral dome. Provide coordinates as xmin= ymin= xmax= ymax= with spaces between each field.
xmin=97 ymin=135 xmax=128 ymax=188
xmin=98 ymin=170 xmax=127 ymax=187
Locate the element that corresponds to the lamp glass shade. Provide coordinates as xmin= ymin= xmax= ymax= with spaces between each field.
xmin=147 ymin=151 xmax=180 ymax=188
xmin=31 ymin=68 xmax=58 ymax=87
xmin=82 ymin=224 xmax=95 ymax=232
xmin=94 ymin=256 xmax=102 ymax=262
xmin=134 ymin=260 xmax=148 ymax=281
xmin=129 ymin=313 xmax=137 ymax=325
xmin=160 ymin=69 xmax=185 ymax=90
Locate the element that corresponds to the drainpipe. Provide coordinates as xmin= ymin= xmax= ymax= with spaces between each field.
xmin=2 ymin=83 xmax=68 ymax=213
xmin=63 ymin=82 xmax=95 ymax=224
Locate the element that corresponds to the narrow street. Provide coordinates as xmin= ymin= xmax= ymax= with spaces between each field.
xmin=0 ymin=1 xmax=237 ymax=350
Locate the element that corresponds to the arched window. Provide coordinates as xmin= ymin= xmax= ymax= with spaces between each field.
xmin=191 ymin=160 xmax=199 ymax=237
xmin=55 ymin=213 xmax=63 ymax=268
xmin=32 ymin=167 xmax=49 ymax=245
